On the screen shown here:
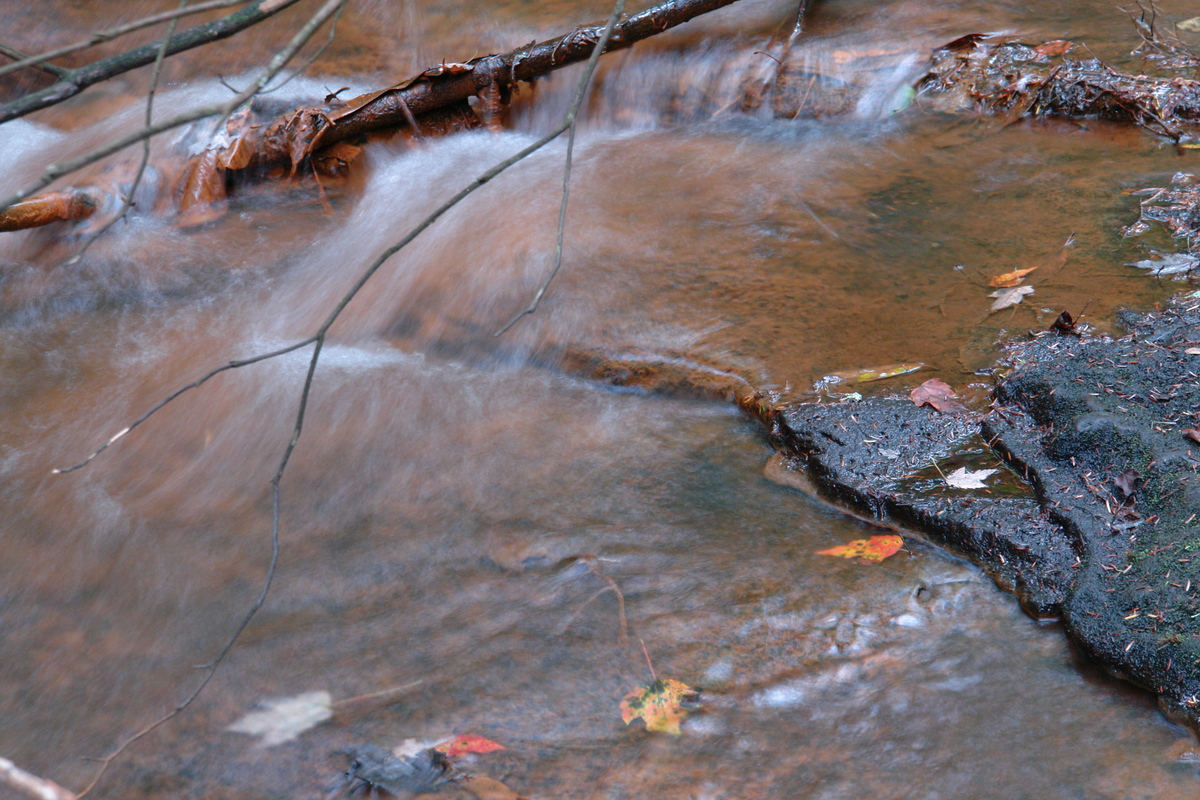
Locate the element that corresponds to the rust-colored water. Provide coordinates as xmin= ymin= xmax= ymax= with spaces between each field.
xmin=2 ymin=1 xmax=1200 ymax=799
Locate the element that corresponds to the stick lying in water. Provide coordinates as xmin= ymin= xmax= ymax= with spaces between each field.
xmin=0 ymin=0 xmax=746 ymax=230
xmin=0 ymin=757 xmax=78 ymax=800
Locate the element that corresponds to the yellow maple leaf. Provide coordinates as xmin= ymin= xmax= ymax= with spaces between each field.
xmin=620 ymin=679 xmax=699 ymax=735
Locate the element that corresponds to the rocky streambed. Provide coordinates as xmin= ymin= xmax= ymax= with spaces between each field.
xmin=758 ymin=295 xmax=1200 ymax=729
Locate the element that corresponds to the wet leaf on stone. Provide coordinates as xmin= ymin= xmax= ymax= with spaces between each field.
xmin=813 ymin=363 xmax=925 ymax=393
xmin=620 ymin=678 xmax=700 ymax=734
xmin=910 ymin=378 xmax=968 ymax=413
xmin=816 ymin=534 xmax=905 ymax=563
xmin=1114 ymin=468 xmax=1141 ymax=498
xmin=944 ymin=467 xmax=998 ymax=489
xmin=435 ymin=735 xmax=507 ymax=758
xmin=226 ymin=690 xmax=332 ymax=746
xmin=988 ymin=285 xmax=1034 ymax=311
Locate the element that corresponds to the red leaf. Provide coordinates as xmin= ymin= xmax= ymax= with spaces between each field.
xmin=910 ymin=378 xmax=968 ymax=413
xmin=816 ymin=534 xmax=905 ymax=563
xmin=434 ymin=735 xmax=506 ymax=758
xmin=1184 ymin=429 xmax=1200 ymax=444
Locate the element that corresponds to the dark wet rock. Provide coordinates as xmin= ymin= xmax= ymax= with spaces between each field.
xmin=340 ymin=744 xmax=452 ymax=796
xmin=773 ymin=296 xmax=1200 ymax=729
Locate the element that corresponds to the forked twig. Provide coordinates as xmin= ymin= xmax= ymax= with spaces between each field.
xmin=57 ymin=1 xmax=630 ymax=793
xmin=0 ymin=0 xmax=309 ymax=122
xmin=0 ymin=0 xmax=254 ymax=81
xmin=62 ymin=0 xmax=189 ymax=268
xmin=560 ymin=559 xmax=630 ymax=651
xmin=0 ymin=0 xmax=348 ymax=217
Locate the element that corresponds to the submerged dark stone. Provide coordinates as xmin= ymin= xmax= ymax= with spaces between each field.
xmin=774 ymin=296 xmax=1200 ymax=729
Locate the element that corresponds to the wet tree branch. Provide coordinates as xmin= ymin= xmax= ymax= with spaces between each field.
xmin=495 ymin=0 xmax=628 ymax=336
xmin=0 ymin=0 xmax=344 ymax=216
xmin=62 ymin=0 xmax=190 ymax=268
xmin=0 ymin=0 xmax=307 ymax=123
xmin=0 ymin=44 xmax=70 ymax=80
xmin=283 ymin=0 xmax=744 ymax=153
xmin=0 ymin=0 xmax=256 ymax=80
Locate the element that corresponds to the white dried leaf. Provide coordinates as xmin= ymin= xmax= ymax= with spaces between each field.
xmin=226 ymin=690 xmax=332 ymax=747
xmin=988 ymin=285 xmax=1034 ymax=311
xmin=944 ymin=467 xmax=998 ymax=489
xmin=1127 ymin=253 xmax=1199 ymax=278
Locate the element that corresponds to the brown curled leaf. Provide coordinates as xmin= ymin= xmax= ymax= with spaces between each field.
xmin=910 ymin=378 xmax=968 ymax=413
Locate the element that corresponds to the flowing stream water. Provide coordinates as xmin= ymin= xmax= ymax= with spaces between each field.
xmin=3 ymin=0 xmax=1200 ymax=798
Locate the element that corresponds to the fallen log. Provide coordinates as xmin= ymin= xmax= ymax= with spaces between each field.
xmin=2 ymin=0 xmax=749 ymax=231
xmin=188 ymin=0 xmax=746 ymax=204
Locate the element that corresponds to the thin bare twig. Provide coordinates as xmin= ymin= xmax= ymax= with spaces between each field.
xmin=0 ymin=44 xmax=69 ymax=79
xmin=0 ymin=0 xmax=345 ymax=217
xmin=0 ymin=0 xmax=308 ymax=123
xmin=0 ymin=0 xmax=254 ymax=81
xmin=0 ymin=757 xmax=77 ymax=800
xmin=62 ymin=1 xmax=190 ymax=268
xmin=47 ymin=5 xmax=347 ymax=796
xmin=56 ymin=3 xmax=639 ymax=794
xmin=248 ymin=0 xmax=347 ymax=96
xmin=54 ymin=1 xmax=752 ymax=793
xmin=329 ymin=680 xmax=425 ymax=711
xmin=494 ymin=0 xmax=628 ymax=336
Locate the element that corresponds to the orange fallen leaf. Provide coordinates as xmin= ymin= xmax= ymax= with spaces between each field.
xmin=620 ymin=679 xmax=699 ymax=735
xmin=435 ymin=735 xmax=506 ymax=758
xmin=988 ymin=265 xmax=1039 ymax=288
xmin=816 ymin=534 xmax=904 ymax=563
xmin=987 ymin=234 xmax=1074 ymax=289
